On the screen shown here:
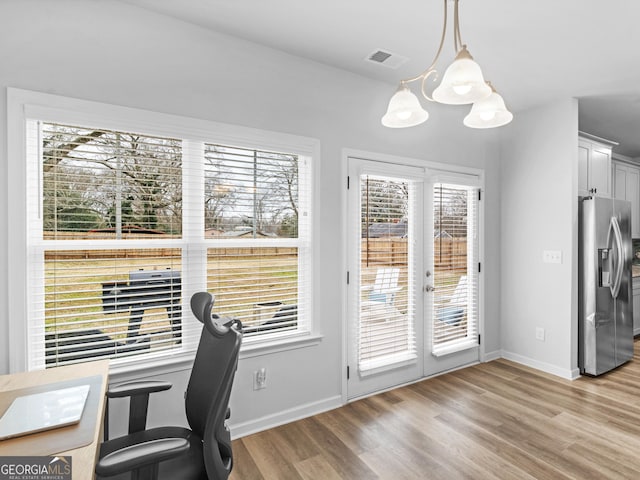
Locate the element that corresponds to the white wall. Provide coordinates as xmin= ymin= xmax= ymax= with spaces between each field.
xmin=500 ymin=99 xmax=579 ymax=378
xmin=0 ymin=0 xmax=501 ymax=436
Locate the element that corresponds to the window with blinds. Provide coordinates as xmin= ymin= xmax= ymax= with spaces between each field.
xmin=431 ymin=184 xmax=479 ymax=356
xmin=40 ymin=123 xmax=182 ymax=238
xmin=24 ymin=119 xmax=313 ymax=368
xmin=203 ymin=145 xmax=310 ymax=338
xmin=357 ymin=175 xmax=416 ymax=374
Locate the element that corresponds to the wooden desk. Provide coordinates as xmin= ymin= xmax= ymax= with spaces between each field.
xmin=0 ymin=360 xmax=109 ymax=480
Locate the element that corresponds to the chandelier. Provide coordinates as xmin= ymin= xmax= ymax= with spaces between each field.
xmin=381 ymin=0 xmax=513 ymax=129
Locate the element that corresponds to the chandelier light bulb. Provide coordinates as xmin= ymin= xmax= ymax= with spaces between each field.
xmin=479 ymin=111 xmax=496 ymax=121
xmin=452 ymin=84 xmax=473 ymax=96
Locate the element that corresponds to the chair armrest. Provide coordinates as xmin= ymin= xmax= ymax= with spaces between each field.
xmin=95 ymin=437 xmax=189 ymax=477
xmin=105 ymin=380 xmax=173 ymax=438
xmin=107 ymin=380 xmax=172 ymax=398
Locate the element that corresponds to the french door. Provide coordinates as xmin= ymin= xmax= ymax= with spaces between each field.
xmin=347 ymin=157 xmax=481 ymax=400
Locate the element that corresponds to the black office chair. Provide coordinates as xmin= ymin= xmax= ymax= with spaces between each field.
xmin=96 ymin=292 xmax=242 ymax=480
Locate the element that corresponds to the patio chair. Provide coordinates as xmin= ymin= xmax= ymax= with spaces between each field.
xmin=367 ymin=267 xmax=402 ymax=305
xmin=435 ymin=275 xmax=467 ymax=325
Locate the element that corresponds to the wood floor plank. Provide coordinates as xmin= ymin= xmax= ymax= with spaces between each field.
xmin=564 ymin=441 xmax=640 ymax=480
xmin=359 ymin=445 xmax=437 ymax=480
xmin=230 ymin=438 xmax=264 ymax=480
xmin=230 ymin=341 xmax=640 ymax=479
xmin=295 ymin=416 xmax=379 ymax=479
xmin=294 ymin=454 xmax=343 ymax=480
xmin=240 ymin=430 xmax=305 ymax=480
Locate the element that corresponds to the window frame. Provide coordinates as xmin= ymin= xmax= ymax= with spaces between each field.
xmin=7 ymin=88 xmax=321 ymax=375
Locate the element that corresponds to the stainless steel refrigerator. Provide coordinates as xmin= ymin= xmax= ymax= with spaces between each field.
xmin=579 ymin=196 xmax=634 ymax=376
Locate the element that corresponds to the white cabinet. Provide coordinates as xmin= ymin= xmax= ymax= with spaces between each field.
xmin=633 ymin=277 xmax=640 ymax=336
xmin=613 ymin=161 xmax=640 ymax=238
xmin=578 ymin=137 xmax=612 ymax=198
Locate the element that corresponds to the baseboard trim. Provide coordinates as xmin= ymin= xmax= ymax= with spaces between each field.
xmin=500 ymin=350 xmax=577 ymax=380
xmin=482 ymin=350 xmax=502 ymax=362
xmin=229 ymin=395 xmax=343 ymax=439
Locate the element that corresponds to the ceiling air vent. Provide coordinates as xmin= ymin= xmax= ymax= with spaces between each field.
xmin=365 ymin=49 xmax=408 ymax=69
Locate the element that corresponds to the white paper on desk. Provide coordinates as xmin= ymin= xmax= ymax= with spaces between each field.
xmin=0 ymin=384 xmax=90 ymax=440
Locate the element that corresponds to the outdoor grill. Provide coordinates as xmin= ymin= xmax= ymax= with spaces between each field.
xmin=102 ymin=269 xmax=182 ymax=340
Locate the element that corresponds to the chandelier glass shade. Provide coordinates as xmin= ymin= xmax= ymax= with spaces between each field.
xmin=381 ymin=0 xmax=512 ymax=129
xmin=381 ymin=84 xmax=429 ymax=128
xmin=463 ymin=82 xmax=513 ymax=128
xmin=432 ymin=46 xmax=491 ymax=105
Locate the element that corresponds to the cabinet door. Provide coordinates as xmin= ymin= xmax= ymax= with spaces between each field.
xmin=633 ymin=281 xmax=640 ymax=336
xmin=627 ymin=166 xmax=640 ymax=238
xmin=590 ymin=145 xmax=611 ymax=198
xmin=578 ymin=141 xmax=590 ymax=196
xmin=614 ymin=163 xmax=627 ymax=200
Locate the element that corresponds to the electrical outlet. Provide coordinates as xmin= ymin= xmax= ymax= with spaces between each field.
xmin=535 ymin=327 xmax=545 ymax=341
xmin=543 ymin=250 xmax=562 ymax=264
xmin=253 ymin=367 xmax=267 ymax=390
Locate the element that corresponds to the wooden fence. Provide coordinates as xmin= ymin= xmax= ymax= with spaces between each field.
xmin=361 ymin=237 xmax=467 ymax=271
xmin=44 ymin=246 xmax=297 ymax=261
xmin=434 ymin=237 xmax=468 ymax=271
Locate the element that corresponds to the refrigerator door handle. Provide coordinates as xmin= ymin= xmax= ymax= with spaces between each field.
xmin=609 ymin=215 xmax=625 ymax=299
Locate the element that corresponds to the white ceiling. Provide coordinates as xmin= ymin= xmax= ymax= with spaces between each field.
xmin=120 ymin=0 xmax=640 ymax=157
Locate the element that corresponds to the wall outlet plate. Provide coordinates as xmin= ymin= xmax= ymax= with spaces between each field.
xmin=543 ymin=250 xmax=562 ymax=264
xmin=535 ymin=327 xmax=545 ymax=341
xmin=253 ymin=368 xmax=267 ymax=390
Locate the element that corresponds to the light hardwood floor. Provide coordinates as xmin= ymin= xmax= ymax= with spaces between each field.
xmin=230 ymin=342 xmax=640 ymax=479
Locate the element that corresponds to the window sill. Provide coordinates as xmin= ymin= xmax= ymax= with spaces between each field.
xmin=108 ymin=349 xmax=198 ymax=384
xmin=431 ymin=338 xmax=478 ymax=357
xmin=240 ymin=332 xmax=323 ymax=359
xmin=359 ymin=353 xmax=418 ymax=377
xmin=107 ymin=333 xmax=323 ymax=384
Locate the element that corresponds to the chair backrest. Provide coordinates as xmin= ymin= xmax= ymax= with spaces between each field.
xmin=186 ymin=292 xmax=242 ymax=479
xmin=449 ymin=275 xmax=468 ymax=306
xmin=372 ymin=268 xmax=400 ymax=293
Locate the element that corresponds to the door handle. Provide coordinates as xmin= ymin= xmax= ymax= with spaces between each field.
xmin=608 ymin=215 xmax=624 ymax=299
xmin=425 ymin=285 xmax=435 ymax=292
xmin=607 ymin=216 xmax=626 ymax=298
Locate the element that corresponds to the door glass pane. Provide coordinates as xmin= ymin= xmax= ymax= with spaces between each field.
xmin=358 ymin=175 xmax=416 ymax=374
xmin=432 ymin=184 xmax=478 ymax=355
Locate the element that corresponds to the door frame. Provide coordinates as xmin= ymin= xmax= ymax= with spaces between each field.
xmin=341 ymin=148 xmax=486 ymax=403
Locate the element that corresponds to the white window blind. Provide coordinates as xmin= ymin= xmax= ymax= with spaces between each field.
xmin=357 ymin=175 xmax=417 ymax=374
xmin=24 ymin=118 xmax=313 ymax=369
xmin=431 ymin=184 xmax=479 ymax=356
xmin=203 ymin=144 xmax=310 ymax=338
xmin=40 ymin=123 xmax=183 ymax=237
xmin=27 ymin=122 xmax=189 ymax=368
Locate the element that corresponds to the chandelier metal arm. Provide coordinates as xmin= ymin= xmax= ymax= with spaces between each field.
xmin=453 ymin=0 xmax=463 ymax=53
xmin=399 ymin=0 xmax=449 ymax=101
